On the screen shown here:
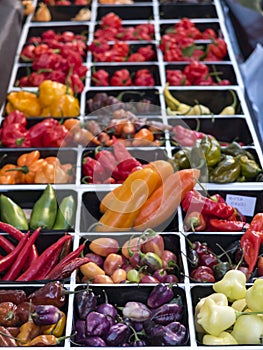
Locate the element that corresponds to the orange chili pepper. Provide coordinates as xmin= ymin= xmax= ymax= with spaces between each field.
xmin=63 ymin=118 xmax=80 ymax=131
xmin=17 ymin=150 xmax=40 ymax=167
xmin=34 ymin=163 xmax=69 ymax=184
xmin=0 ymin=164 xmax=21 ymax=184
xmin=132 ymin=128 xmax=154 ymax=146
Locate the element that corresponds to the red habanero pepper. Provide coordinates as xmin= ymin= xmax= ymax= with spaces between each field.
xmin=166 ymin=70 xmax=190 ymax=86
xmin=183 ymin=61 xmax=209 ymax=85
xmin=27 ymin=119 xmax=61 ymax=148
xmin=2 ymin=228 xmax=41 ymax=281
xmin=95 ymin=148 xmax=117 ymax=176
xmin=112 ymin=158 xmax=142 ymax=182
xmin=240 ymin=229 xmax=261 ymax=273
xmin=82 ymin=156 xmax=106 ymax=184
xmin=209 ymin=218 xmax=249 ymax=232
xmin=110 ymin=69 xmax=132 ymax=86
xmin=2 ymin=111 xmax=27 ymax=128
xmin=92 ymin=69 xmax=109 ymax=86
xmin=16 ymin=234 xmax=72 ymax=281
xmin=41 ymin=124 xmax=70 ymax=148
xmin=138 ymin=45 xmax=155 ymax=61
xmin=127 ymin=53 xmax=145 ymax=62
xmin=207 ymin=38 xmax=227 ymax=60
xmin=182 ymin=189 xmax=234 ymax=219
xmin=0 ymin=231 xmax=29 ymax=273
xmin=134 ymin=69 xmax=155 ymax=86
xmin=1 ymin=123 xmax=31 ymax=148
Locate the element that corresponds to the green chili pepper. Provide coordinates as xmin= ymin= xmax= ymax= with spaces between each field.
xmin=29 ymin=184 xmax=58 ymax=230
xmin=52 ymin=195 xmax=76 ymax=230
xmin=238 ymin=155 xmax=262 ymax=180
xmin=200 ymin=136 xmax=221 ymax=167
xmin=172 ymin=149 xmax=191 ymax=170
xmin=0 ymin=194 xmax=29 ymax=230
xmin=222 ymin=141 xmax=255 ymax=160
xmin=209 ymin=155 xmax=241 ymax=183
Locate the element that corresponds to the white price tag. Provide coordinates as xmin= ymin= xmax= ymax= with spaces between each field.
xmin=225 ymin=194 xmax=257 ymax=217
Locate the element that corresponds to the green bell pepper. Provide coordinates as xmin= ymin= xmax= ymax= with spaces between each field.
xmin=200 ymin=136 xmax=221 ymax=167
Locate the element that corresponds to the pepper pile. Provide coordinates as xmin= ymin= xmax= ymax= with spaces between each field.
xmin=160 ymin=18 xmax=228 ymax=62
xmin=92 ymin=68 xmax=155 ymax=86
xmin=79 ymin=230 xmax=180 ymax=284
xmin=94 ymin=12 xmax=154 ymax=41
xmin=43 ymin=0 xmax=89 ymax=4
xmin=0 ymin=185 xmax=76 ymax=231
xmin=195 ymin=271 xmax=263 ymax=345
xmin=18 ymin=29 xmax=88 ymax=93
xmin=171 ymin=135 xmax=262 ymax=183
xmin=74 ymin=284 xmax=188 ymax=346
xmin=166 ymin=61 xmax=231 ymax=86
xmin=0 ymin=222 xmax=90 ymax=281
xmin=0 ymin=282 xmax=68 ymax=346
xmin=0 ymin=150 xmax=74 ymax=184
xmin=5 ymin=80 xmax=80 ymax=118
xmin=89 ymin=41 xmax=156 ymax=62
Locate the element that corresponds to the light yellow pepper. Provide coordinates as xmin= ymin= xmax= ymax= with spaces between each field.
xmin=231 ymin=298 xmax=247 ymax=312
xmin=246 ymin=278 xmax=263 ymax=312
xmin=202 ymin=331 xmax=238 ymax=345
xmin=231 ymin=314 xmax=263 ymax=344
xmin=213 ymin=269 xmax=247 ymax=302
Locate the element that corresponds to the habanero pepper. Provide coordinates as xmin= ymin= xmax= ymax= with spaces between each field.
xmin=112 ymin=157 xmax=142 ymax=182
xmin=0 ymin=123 xmax=30 ymax=148
xmin=82 ymin=156 xmax=106 ymax=184
xmin=38 ymin=80 xmax=74 ymax=108
xmin=95 ymin=148 xmax=117 ymax=176
xmin=6 ymin=91 xmax=42 ymax=117
xmin=199 ymin=135 xmax=221 ymax=167
xmin=110 ymin=69 xmax=132 ymax=86
xmin=27 ymin=281 xmax=67 ymax=308
xmin=240 ymin=228 xmax=261 ymax=273
xmin=210 ymin=155 xmax=241 ymax=184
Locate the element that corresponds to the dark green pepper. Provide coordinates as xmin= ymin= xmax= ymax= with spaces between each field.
xmin=29 ymin=184 xmax=58 ymax=230
xmin=171 ymin=150 xmax=190 ymax=170
xmin=213 ymin=261 xmax=232 ymax=281
xmin=222 ymin=141 xmax=255 ymax=160
xmin=238 ymin=155 xmax=262 ymax=180
xmin=52 ymin=195 xmax=76 ymax=230
xmin=209 ymin=155 xmax=241 ymax=183
xmin=200 ymin=136 xmax=221 ymax=167
xmin=0 ymin=194 xmax=29 ymax=230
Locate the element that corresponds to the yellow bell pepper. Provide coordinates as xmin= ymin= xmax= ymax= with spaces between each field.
xmin=7 ymin=91 xmax=42 ymax=117
xmin=213 ymin=269 xmax=247 ymax=302
xmin=202 ymin=331 xmax=238 ymax=345
xmin=38 ymin=80 xmax=73 ymax=107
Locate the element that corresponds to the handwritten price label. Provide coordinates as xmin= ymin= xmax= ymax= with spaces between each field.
xmin=226 ymin=194 xmax=257 ymax=217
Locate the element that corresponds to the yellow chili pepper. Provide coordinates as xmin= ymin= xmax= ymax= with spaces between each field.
xmin=202 ymin=331 xmax=238 ymax=345
xmin=41 ymin=312 xmax=66 ymax=338
xmin=38 ymin=80 xmax=73 ymax=108
xmin=17 ymin=321 xmax=42 ymax=345
xmin=7 ymin=91 xmax=42 ymax=117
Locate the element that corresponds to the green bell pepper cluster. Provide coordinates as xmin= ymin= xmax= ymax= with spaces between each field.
xmin=170 ymin=138 xmax=262 ymax=184
xmin=0 ymin=185 xmax=76 ymax=231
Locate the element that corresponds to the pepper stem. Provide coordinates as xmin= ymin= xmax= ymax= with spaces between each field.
xmin=5 ymin=166 xmax=29 ymax=174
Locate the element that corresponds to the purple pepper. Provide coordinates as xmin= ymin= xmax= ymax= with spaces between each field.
xmin=151 ymin=303 xmax=183 ymax=325
xmin=152 ymin=268 xmax=168 ymax=283
xmin=105 ymin=323 xmax=131 ymax=346
xmin=147 ymin=283 xmax=174 ymax=308
xmin=74 ymin=319 xmax=87 ymax=343
xmin=122 ymin=301 xmax=151 ymax=322
xmin=75 ymin=288 xmax=97 ymax=320
xmin=96 ymin=303 xmax=117 ymax=319
xmin=162 ymin=321 xmax=188 ymax=346
xmin=31 ymin=305 xmax=62 ymax=326
xmin=86 ymin=311 xmax=110 ymax=336
xmin=77 ymin=336 xmax=106 ymax=346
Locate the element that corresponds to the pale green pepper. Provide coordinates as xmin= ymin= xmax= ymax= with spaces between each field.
xmin=202 ymin=331 xmax=238 ymax=345
xmin=231 ymin=298 xmax=247 ymax=312
xmin=196 ymin=295 xmax=236 ymax=336
xmin=246 ymin=278 xmax=263 ymax=312
xmin=213 ymin=270 xmax=247 ymax=302
xmin=231 ymin=314 xmax=263 ymax=344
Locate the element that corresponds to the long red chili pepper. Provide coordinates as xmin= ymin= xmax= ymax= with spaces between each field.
xmin=2 ymin=227 xmax=41 ymax=281
xmin=52 ymin=257 xmax=91 ymax=280
xmin=209 ymin=218 xmax=249 ymax=232
xmin=45 ymin=243 xmax=85 ymax=280
xmin=16 ymin=234 xmax=72 ymax=281
xmin=0 ymin=235 xmax=15 ymax=253
xmin=0 ymin=231 xmax=30 ymax=273
xmin=240 ymin=229 xmax=261 ymax=273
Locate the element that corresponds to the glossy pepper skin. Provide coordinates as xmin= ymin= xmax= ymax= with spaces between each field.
xmin=105 ymin=323 xmax=131 ymax=346
xmin=147 ymin=284 xmax=174 ymax=308
xmin=0 ymin=302 xmax=19 ymax=327
xmin=31 ymin=305 xmax=62 ymax=326
xmin=171 ymin=149 xmax=191 ymax=170
xmin=6 ymin=91 xmax=41 ymax=117
xmin=210 ymin=155 xmax=241 ymax=183
xmin=0 ymin=290 xmax=26 ymax=305
xmin=38 ymin=80 xmax=73 ymax=108
xmin=75 ymin=288 xmax=97 ymax=320
xmin=200 ymin=135 xmax=221 ymax=167
xmin=238 ymin=155 xmax=262 ymax=180
xmin=27 ymin=281 xmax=66 ymax=308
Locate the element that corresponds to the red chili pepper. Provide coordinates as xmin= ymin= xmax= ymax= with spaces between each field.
xmin=20 ymin=44 xmax=36 ymax=62
xmin=240 ymin=229 xmax=261 ymax=273
xmin=1 ymin=123 xmax=31 ymax=148
xmin=0 ymin=231 xmax=29 ymax=273
xmin=138 ymin=45 xmax=155 ymax=61
xmin=41 ymin=124 xmax=70 ymax=148
xmin=190 ymin=265 xmax=215 ymax=282
xmin=2 ymin=228 xmax=41 ymax=281
xmin=95 ymin=149 xmax=117 ymax=176
xmin=171 ymin=125 xmax=206 ymax=147
xmin=110 ymin=69 xmax=132 ymax=86
xmin=183 ymin=61 xmax=209 ymax=85
xmin=134 ymin=69 xmax=155 ymax=86
xmin=182 ymin=190 xmax=235 ymax=219
xmin=2 ymin=111 xmax=27 ymax=128
xmin=27 ymin=119 xmax=61 ymax=148
xmin=207 ymin=38 xmax=227 ymax=60
xmin=45 ymin=243 xmax=86 ymax=280
xmin=248 ymin=213 xmax=263 ymax=234
xmin=209 ymin=218 xmax=249 ymax=232
xmin=101 ymin=12 xmax=122 ymax=29
xmin=16 ymin=234 xmax=72 ymax=281
xmin=92 ymin=69 xmax=109 ymax=86
xmin=184 ymin=211 xmax=206 ymax=232
xmin=53 ymin=257 xmax=91 ymax=280
xmin=0 ymin=235 xmax=15 ymax=254
xmin=112 ymin=138 xmax=133 ymax=163
xmin=82 ymin=156 xmax=106 ymax=184
xmin=166 ymin=69 xmax=190 ymax=86
xmin=127 ymin=53 xmax=145 ymax=62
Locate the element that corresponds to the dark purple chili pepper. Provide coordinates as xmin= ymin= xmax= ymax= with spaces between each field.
xmin=165 ymin=274 xmax=179 ymax=283
xmin=96 ymin=303 xmax=117 ymax=319
xmin=31 ymin=305 xmax=62 ymax=326
xmin=122 ymin=301 xmax=151 ymax=322
xmin=139 ymin=252 xmax=163 ymax=273
xmin=147 ymin=284 xmax=174 ymax=308
xmin=162 ymin=321 xmax=188 ymax=346
xmin=151 ymin=303 xmax=183 ymax=325
xmin=105 ymin=323 xmax=131 ymax=346
xmin=86 ymin=311 xmax=110 ymax=336
xmin=140 ymin=275 xmax=159 ymax=283
xmin=77 ymin=336 xmax=106 ymax=346
xmin=74 ymin=319 xmax=87 ymax=343
xmin=76 ymin=288 xmax=97 ymax=320
xmin=152 ymin=268 xmax=168 ymax=283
